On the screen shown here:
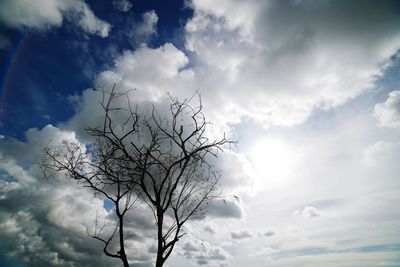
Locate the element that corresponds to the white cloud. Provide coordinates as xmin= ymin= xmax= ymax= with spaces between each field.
xmin=66 ymin=43 xmax=194 ymax=139
xmin=302 ymin=206 xmax=322 ymax=218
xmin=293 ymin=206 xmax=322 ymax=218
xmin=362 ymin=140 xmax=397 ymax=167
xmin=0 ymin=0 xmax=111 ymax=37
xmin=0 ymin=124 xmax=77 ymax=163
xmin=74 ymin=1 xmax=111 ymax=37
xmin=113 ymin=0 xmax=133 ymax=12
xmin=127 ymin=10 xmax=159 ymax=45
xmin=62 ymin=0 xmax=400 ymax=131
xmin=70 ymin=0 xmax=400 ymax=131
xmin=138 ymin=10 xmax=158 ymax=38
xmin=374 ymin=90 xmax=400 ymax=128
xmin=184 ymin=0 xmax=400 ymax=127
xmin=94 ymin=43 xmax=190 ymax=101
xmin=0 ymin=0 xmax=65 ymax=29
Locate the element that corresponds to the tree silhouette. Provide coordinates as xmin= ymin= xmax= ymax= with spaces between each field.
xmin=40 ymin=85 xmax=231 ymax=267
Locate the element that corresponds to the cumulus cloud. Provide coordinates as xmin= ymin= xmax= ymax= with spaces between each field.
xmin=65 ymin=43 xmax=199 ymax=142
xmin=0 ymin=125 xmax=156 ymax=266
xmin=0 ymin=153 xmax=114 ymax=266
xmin=0 ymin=0 xmax=111 ymax=37
xmin=113 ymin=0 xmax=133 ymax=12
xmin=73 ymin=1 xmax=111 ymax=37
xmin=294 ymin=206 xmax=322 ymax=218
xmin=64 ymin=0 xmax=400 ymax=134
xmin=374 ymin=91 xmax=400 ymax=128
xmin=182 ymin=240 xmax=232 ymax=266
xmin=93 ymin=43 xmax=190 ymax=100
xmin=128 ymin=10 xmax=158 ymax=44
xmin=231 ymin=229 xmax=254 ymax=239
xmin=0 ymin=124 xmax=77 ymax=163
xmin=184 ymin=0 xmax=400 ymax=127
xmin=71 ymin=0 xmax=400 ymax=131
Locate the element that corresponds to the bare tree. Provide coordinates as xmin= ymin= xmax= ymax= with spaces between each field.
xmin=40 ymin=126 xmax=139 ymax=266
xmin=40 ymin=85 xmax=231 ymax=267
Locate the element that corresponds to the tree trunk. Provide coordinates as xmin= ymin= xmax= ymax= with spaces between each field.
xmin=155 ymin=207 xmax=164 ymax=267
xmin=121 ymin=255 xmax=129 ymax=267
xmin=117 ymin=203 xmax=129 ymax=267
xmin=119 ymin=220 xmax=129 ymax=267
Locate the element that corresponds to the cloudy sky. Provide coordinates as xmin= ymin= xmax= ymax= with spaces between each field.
xmin=1 ymin=0 xmax=400 ymax=266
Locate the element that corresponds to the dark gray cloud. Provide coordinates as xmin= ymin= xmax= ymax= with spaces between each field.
xmin=205 ymin=199 xmax=243 ymax=219
xmin=0 ymin=127 xmax=155 ymax=267
xmin=0 ymin=161 xmax=116 ymax=266
xmin=264 ymin=229 xmax=275 ymax=237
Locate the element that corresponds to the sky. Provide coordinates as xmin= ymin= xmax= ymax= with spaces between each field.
xmin=0 ymin=0 xmax=400 ymax=267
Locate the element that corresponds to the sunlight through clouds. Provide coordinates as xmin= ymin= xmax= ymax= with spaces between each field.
xmin=249 ymin=138 xmax=298 ymax=187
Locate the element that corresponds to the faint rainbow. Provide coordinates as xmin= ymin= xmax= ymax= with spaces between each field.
xmin=0 ymin=31 xmax=27 ymax=118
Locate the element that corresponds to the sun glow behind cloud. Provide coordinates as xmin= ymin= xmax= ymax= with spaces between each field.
xmin=249 ymin=138 xmax=297 ymax=186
